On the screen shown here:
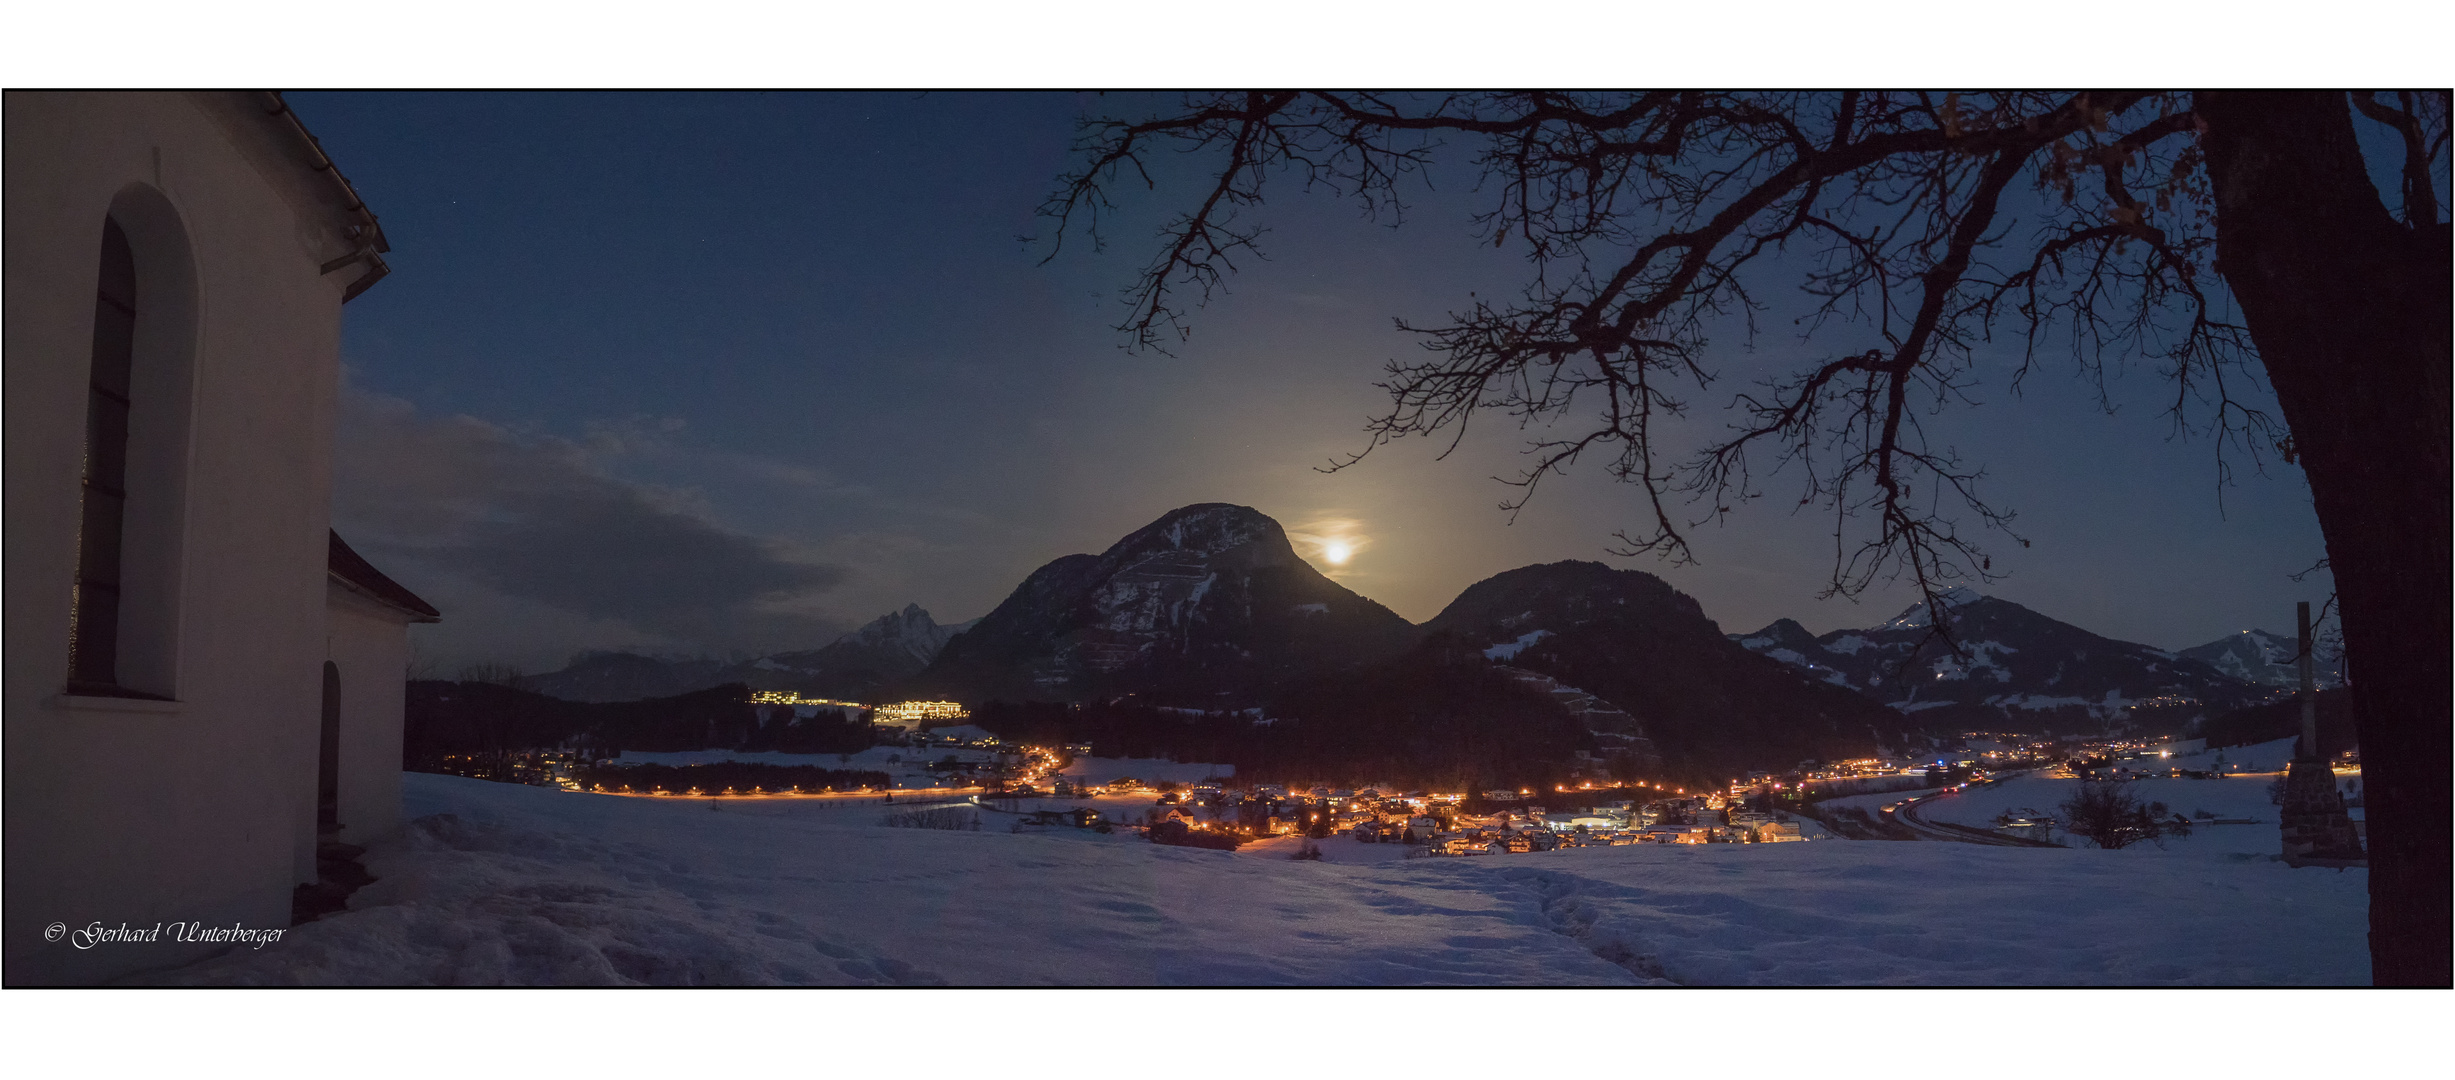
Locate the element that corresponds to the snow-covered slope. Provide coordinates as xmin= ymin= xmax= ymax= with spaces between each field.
xmin=1732 ymin=588 xmax=2267 ymax=733
xmin=2177 ymin=629 xmax=2345 ymax=688
xmin=1909 ymin=755 xmax=2347 ymax=855
xmin=150 ymin=774 xmax=2367 ymax=986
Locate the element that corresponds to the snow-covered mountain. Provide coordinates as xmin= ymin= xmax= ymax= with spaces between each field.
xmin=1418 ymin=561 xmax=1919 ymax=777
xmin=2176 ymin=628 xmax=2345 ymax=688
xmin=720 ymin=604 xmax=981 ymax=699
xmin=909 ymin=503 xmax=1416 ymax=704
xmin=1731 ymin=588 xmax=2268 ymax=732
xmin=520 ymin=605 xmax=979 ymax=703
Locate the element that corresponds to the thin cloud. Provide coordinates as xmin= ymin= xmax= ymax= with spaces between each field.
xmin=333 ymin=386 xmax=851 ymax=667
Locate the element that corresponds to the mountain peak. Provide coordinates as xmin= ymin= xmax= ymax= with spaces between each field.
xmin=1734 ymin=617 xmax=1822 ymax=652
xmin=1423 ymin=561 xmax=1704 ymax=638
xmin=1736 ymin=589 xmax=2271 ymax=730
xmin=912 ymin=503 xmax=1411 ymax=703
xmin=2177 ymin=627 xmax=2343 ymax=688
xmin=842 ymin=604 xmax=938 ymax=644
xmin=1422 ymin=559 xmax=1912 ymax=778
xmin=1876 ymin=586 xmax=1990 ymax=630
xmin=1101 ymin=503 xmax=1291 ymax=566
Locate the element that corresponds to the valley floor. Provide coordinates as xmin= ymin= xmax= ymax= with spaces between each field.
xmin=148 ymin=772 xmax=2369 ymax=986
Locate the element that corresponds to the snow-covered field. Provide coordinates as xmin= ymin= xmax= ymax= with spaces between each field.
xmin=1913 ymin=738 xmax=2362 ymax=856
xmin=147 ymin=773 xmax=2368 ymax=986
xmin=1917 ymin=774 xmax=2274 ymax=853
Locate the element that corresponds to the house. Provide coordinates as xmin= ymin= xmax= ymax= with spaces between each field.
xmin=1994 ymin=809 xmax=2056 ymax=843
xmin=1023 ymin=808 xmax=1102 ymax=829
xmin=7 ymin=92 xmax=437 ymax=984
xmin=1351 ymin=820 xmax=1406 ymax=843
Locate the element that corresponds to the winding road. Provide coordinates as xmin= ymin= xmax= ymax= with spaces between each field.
xmin=1880 ymin=775 xmax=2060 ymax=848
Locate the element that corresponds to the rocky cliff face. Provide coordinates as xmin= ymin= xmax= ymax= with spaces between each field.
xmin=724 ymin=604 xmax=980 ymax=700
xmin=910 ymin=503 xmax=1416 ymax=704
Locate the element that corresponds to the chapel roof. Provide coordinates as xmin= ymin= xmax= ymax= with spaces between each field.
xmin=328 ymin=530 xmax=441 ymax=623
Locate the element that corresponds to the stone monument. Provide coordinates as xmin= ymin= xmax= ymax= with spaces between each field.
xmin=2278 ymin=601 xmax=2364 ymax=866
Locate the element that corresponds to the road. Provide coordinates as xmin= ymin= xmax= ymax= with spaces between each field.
xmin=1881 ymin=775 xmax=2060 ymax=848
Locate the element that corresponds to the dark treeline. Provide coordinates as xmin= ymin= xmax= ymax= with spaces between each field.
xmin=405 ymin=680 xmax=876 ymax=763
xmin=565 ymin=760 xmax=891 ymax=795
xmin=1146 ymin=819 xmax=1243 ymax=850
xmin=972 ymin=639 xmax=1599 ymax=789
xmin=2199 ymin=688 xmax=2356 ymax=756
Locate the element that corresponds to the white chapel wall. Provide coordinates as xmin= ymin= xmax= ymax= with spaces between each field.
xmin=4 ymin=92 xmax=361 ymax=984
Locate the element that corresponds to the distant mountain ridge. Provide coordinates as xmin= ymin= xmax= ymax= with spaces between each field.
xmin=908 ymin=503 xmax=1417 ymax=705
xmin=2176 ymin=628 xmax=2345 ymax=688
xmin=524 ymin=507 xmax=2290 ymax=777
xmin=516 ymin=652 xmax=732 ymax=704
xmin=733 ymin=603 xmax=978 ymax=699
xmin=1731 ymin=587 xmax=2269 ymax=732
xmin=521 ymin=605 xmax=978 ymax=704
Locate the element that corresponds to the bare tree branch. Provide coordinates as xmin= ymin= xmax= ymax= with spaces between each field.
xmin=1038 ymin=90 xmax=2368 ymax=649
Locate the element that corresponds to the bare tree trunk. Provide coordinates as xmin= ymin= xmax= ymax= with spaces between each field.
xmin=2199 ymin=91 xmax=2453 ymax=987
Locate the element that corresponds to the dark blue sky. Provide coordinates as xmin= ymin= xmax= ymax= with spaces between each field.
xmin=291 ymin=91 xmax=2340 ymax=672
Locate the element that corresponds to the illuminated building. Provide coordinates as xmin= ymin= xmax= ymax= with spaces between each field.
xmin=747 ymin=690 xmax=866 ymax=710
xmin=873 ymin=700 xmax=969 ymax=727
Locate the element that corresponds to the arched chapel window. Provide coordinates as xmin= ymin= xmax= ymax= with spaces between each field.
xmin=68 ymin=218 xmax=137 ymax=693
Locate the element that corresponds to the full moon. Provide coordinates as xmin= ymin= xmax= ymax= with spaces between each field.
xmin=1323 ymin=541 xmax=1352 ymax=565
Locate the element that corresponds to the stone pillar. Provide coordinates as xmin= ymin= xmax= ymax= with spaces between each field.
xmin=2296 ymin=601 xmax=2319 ymax=758
xmin=2280 ymin=601 xmax=2363 ymax=866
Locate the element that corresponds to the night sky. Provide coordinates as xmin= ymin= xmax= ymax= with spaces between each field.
xmin=289 ymin=92 xmax=2339 ymax=674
